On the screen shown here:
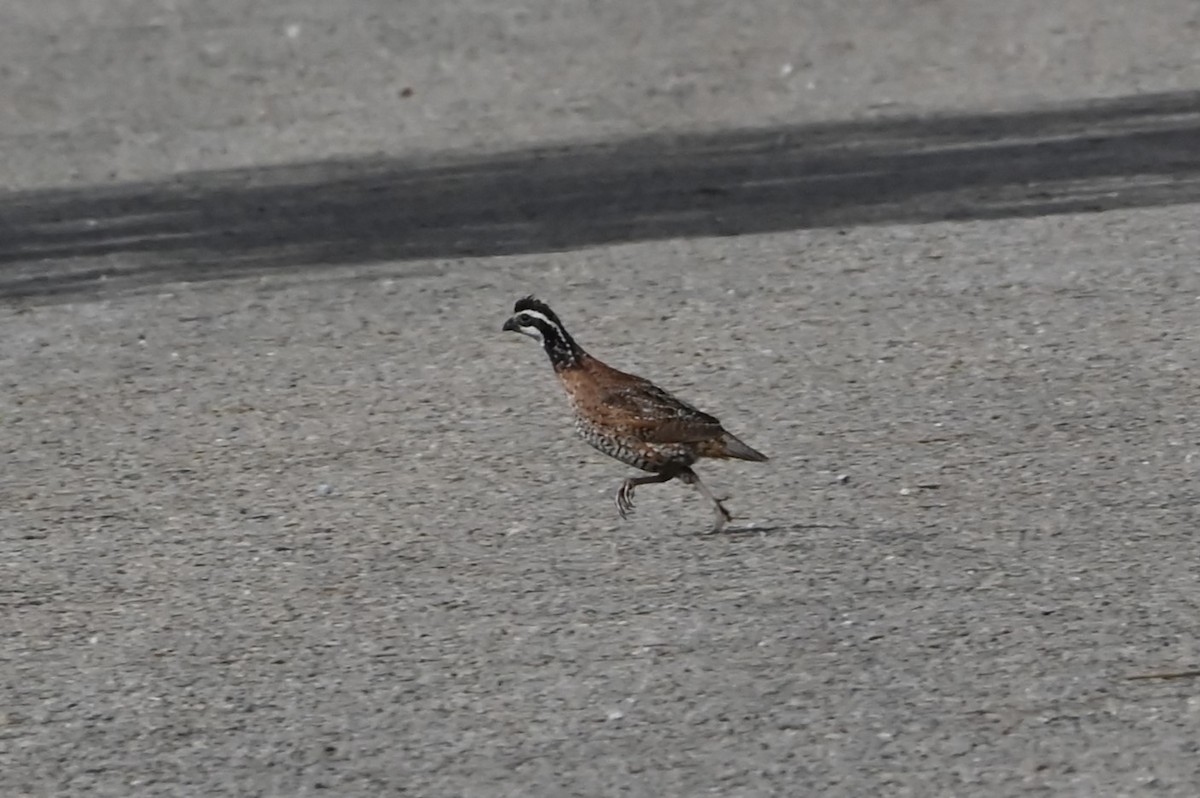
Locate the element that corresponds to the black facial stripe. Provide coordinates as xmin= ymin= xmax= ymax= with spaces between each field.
xmin=511 ymin=310 xmax=558 ymax=335
xmin=517 ymin=311 xmax=581 ymax=369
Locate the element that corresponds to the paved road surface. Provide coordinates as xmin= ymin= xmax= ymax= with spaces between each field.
xmin=3 ymin=2 xmax=1200 ymax=796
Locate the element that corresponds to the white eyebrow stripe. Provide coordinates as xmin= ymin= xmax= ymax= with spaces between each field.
xmin=519 ymin=310 xmax=553 ymax=326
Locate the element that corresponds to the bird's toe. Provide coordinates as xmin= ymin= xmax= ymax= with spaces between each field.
xmin=615 ymin=482 xmax=636 ymax=519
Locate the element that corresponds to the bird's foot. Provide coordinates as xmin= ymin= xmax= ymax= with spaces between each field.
xmin=709 ymin=499 xmax=733 ymax=533
xmin=615 ymin=480 xmax=636 ymax=520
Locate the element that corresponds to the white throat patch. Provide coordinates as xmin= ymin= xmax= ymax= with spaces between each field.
xmin=516 ymin=324 xmax=544 ymax=342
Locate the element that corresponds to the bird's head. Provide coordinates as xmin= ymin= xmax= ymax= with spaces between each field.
xmin=502 ymin=296 xmax=582 ymax=368
xmin=502 ymin=296 xmax=565 ymax=342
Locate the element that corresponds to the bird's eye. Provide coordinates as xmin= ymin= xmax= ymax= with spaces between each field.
xmin=517 ymin=314 xmax=531 ymax=324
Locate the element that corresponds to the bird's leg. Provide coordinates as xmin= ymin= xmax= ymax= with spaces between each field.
xmin=678 ymin=467 xmax=733 ymax=532
xmin=615 ymin=471 xmax=676 ymax=520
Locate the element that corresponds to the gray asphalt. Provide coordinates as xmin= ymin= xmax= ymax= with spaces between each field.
xmin=3 ymin=1 xmax=1200 ymax=796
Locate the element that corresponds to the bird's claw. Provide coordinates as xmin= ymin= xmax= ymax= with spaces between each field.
xmin=615 ymin=481 xmax=636 ymax=520
xmin=709 ymin=499 xmax=733 ymax=533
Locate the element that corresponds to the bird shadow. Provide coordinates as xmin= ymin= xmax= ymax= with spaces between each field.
xmin=708 ymin=522 xmax=850 ymax=537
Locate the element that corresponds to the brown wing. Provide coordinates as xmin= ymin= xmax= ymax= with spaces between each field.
xmin=597 ymin=378 xmax=726 ymax=444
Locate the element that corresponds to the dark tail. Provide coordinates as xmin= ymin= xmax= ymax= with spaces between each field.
xmin=721 ymin=432 xmax=769 ymax=462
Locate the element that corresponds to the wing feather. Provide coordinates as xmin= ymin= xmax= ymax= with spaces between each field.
xmin=597 ymin=379 xmax=725 ymax=443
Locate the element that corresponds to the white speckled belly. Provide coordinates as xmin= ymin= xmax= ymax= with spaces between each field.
xmin=572 ymin=414 xmax=694 ymax=472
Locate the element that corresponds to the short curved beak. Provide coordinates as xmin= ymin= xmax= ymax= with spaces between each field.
xmin=501 ymin=316 xmax=518 ymax=332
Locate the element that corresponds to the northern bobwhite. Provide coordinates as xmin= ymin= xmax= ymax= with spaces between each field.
xmin=502 ymin=296 xmax=768 ymax=532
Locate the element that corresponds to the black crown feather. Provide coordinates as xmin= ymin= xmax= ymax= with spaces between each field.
xmin=513 ymin=295 xmax=562 ymax=326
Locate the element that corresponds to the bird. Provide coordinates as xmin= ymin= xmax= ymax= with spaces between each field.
xmin=502 ymin=296 xmax=768 ymax=532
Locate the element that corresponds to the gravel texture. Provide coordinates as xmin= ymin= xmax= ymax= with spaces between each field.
xmin=3 ymin=1 xmax=1200 ymax=796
